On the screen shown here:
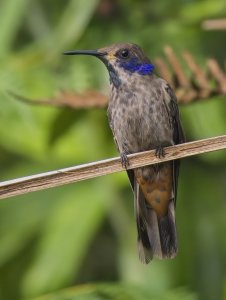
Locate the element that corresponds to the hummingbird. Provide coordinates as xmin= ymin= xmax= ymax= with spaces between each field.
xmin=64 ymin=43 xmax=184 ymax=263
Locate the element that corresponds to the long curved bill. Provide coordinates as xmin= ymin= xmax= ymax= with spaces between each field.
xmin=63 ymin=50 xmax=106 ymax=57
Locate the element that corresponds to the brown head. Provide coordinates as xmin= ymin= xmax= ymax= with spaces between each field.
xmin=64 ymin=43 xmax=155 ymax=87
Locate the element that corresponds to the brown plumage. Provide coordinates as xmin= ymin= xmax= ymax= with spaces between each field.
xmin=134 ymin=164 xmax=173 ymax=217
xmin=64 ymin=43 xmax=185 ymax=263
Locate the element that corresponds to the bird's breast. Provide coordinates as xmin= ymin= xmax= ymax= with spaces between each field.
xmin=108 ymin=84 xmax=173 ymax=153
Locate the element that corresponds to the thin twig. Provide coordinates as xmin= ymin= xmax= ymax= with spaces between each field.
xmin=0 ymin=135 xmax=226 ymax=200
xmin=164 ymin=46 xmax=190 ymax=88
xmin=8 ymin=90 xmax=108 ymax=109
xmin=182 ymin=51 xmax=211 ymax=98
xmin=154 ymin=57 xmax=173 ymax=86
xmin=164 ymin=46 xmax=198 ymax=103
xmin=202 ymin=19 xmax=226 ymax=30
xmin=207 ymin=59 xmax=226 ymax=94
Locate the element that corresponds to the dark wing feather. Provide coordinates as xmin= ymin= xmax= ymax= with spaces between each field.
xmin=126 ymin=170 xmax=135 ymax=191
xmin=165 ymin=84 xmax=185 ymax=203
xmin=165 ymin=84 xmax=185 ymax=144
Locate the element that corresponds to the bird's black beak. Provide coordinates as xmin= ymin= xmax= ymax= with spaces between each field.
xmin=63 ymin=49 xmax=106 ymax=58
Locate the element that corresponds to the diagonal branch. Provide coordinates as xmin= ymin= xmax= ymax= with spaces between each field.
xmin=0 ymin=135 xmax=226 ymax=200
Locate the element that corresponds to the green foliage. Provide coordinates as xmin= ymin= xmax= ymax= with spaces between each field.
xmin=34 ymin=283 xmax=197 ymax=300
xmin=0 ymin=0 xmax=226 ymax=300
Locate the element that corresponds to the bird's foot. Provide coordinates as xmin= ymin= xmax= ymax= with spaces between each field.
xmin=155 ymin=146 xmax=166 ymax=159
xmin=120 ymin=152 xmax=129 ymax=169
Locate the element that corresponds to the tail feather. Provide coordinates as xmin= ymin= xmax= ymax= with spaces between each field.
xmin=134 ymin=179 xmax=153 ymax=263
xmin=157 ymin=201 xmax=177 ymax=258
xmin=145 ymin=208 xmax=162 ymax=258
xmin=137 ymin=217 xmax=153 ymax=263
xmin=135 ymin=180 xmax=177 ymax=263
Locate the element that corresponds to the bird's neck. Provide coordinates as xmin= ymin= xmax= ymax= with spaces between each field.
xmin=108 ymin=64 xmax=121 ymax=88
xmin=119 ymin=59 xmax=155 ymax=75
xmin=109 ymin=64 xmax=154 ymax=90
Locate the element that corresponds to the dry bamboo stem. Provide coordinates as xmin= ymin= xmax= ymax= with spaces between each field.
xmin=0 ymin=135 xmax=226 ymax=200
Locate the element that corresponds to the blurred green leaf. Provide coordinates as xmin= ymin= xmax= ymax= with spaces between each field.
xmin=22 ymin=178 xmax=115 ymax=298
xmin=180 ymin=0 xmax=226 ymax=23
xmin=181 ymin=97 xmax=226 ymax=163
xmin=33 ymin=283 xmax=197 ymax=300
xmin=0 ymin=0 xmax=30 ymax=57
xmin=45 ymin=0 xmax=101 ymax=58
xmin=48 ymin=108 xmax=87 ymax=146
xmin=0 ymin=169 xmax=70 ymax=267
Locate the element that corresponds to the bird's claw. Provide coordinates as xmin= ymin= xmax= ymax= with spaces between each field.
xmin=155 ymin=146 xmax=166 ymax=159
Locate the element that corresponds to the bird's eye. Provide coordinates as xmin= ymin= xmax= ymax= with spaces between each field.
xmin=119 ymin=49 xmax=129 ymax=59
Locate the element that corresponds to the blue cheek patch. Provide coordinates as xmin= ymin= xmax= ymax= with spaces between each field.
xmin=119 ymin=58 xmax=155 ymax=75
